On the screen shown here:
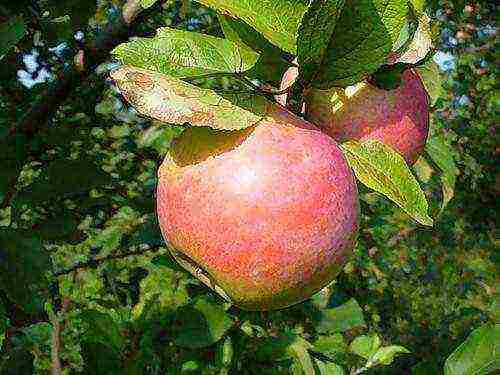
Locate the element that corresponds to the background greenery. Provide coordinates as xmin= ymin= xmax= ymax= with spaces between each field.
xmin=0 ymin=0 xmax=497 ymax=373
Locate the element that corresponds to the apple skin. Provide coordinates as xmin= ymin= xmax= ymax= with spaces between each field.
xmin=156 ymin=105 xmax=359 ymax=311
xmin=276 ymin=66 xmax=429 ymax=165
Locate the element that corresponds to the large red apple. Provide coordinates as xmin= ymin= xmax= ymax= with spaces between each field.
xmin=156 ymin=105 xmax=359 ymax=311
xmin=276 ymin=65 xmax=429 ymax=165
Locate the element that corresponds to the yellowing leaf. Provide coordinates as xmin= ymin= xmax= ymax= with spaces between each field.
xmin=111 ymin=65 xmax=268 ymax=130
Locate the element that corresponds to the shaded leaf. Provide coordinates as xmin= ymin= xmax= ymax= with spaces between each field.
xmin=82 ymin=342 xmax=122 ymax=375
xmin=0 ymin=230 xmax=49 ymax=314
xmin=111 ymin=65 xmax=269 ymax=130
xmin=14 ymin=158 xmax=111 ymax=207
xmin=0 ymin=16 xmax=26 ymax=60
xmin=296 ymin=0 xmax=346 ymax=84
xmin=80 ymin=310 xmax=124 ymax=353
xmin=112 ymin=27 xmax=259 ymax=78
xmin=47 ymin=0 xmax=97 ymax=29
xmin=171 ymin=298 xmax=234 ymax=349
xmin=0 ymin=347 xmax=34 ymax=375
xmin=315 ymin=299 xmax=366 ymax=334
xmin=350 ymin=334 xmax=382 ymax=359
xmin=0 ymin=303 xmax=7 ymax=351
xmin=426 ymin=135 xmax=458 ymax=212
xmin=35 ymin=210 xmax=78 ymax=241
xmin=313 ymin=0 xmax=408 ymax=87
xmin=444 ymin=324 xmax=500 ymax=375
xmin=340 ymin=140 xmax=433 ymax=226
xmin=196 ymin=0 xmax=309 ymax=53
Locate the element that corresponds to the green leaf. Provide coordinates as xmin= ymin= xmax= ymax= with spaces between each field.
xmin=15 ymin=158 xmax=111 ymax=205
xmin=112 ymin=27 xmax=259 ymax=77
xmin=216 ymin=336 xmax=234 ymax=368
xmin=296 ymin=0 xmax=346 ymax=85
xmin=257 ymin=332 xmax=314 ymax=368
xmin=140 ymin=0 xmax=159 ymax=9
xmin=111 ymin=65 xmax=269 ymax=130
xmin=368 ymin=345 xmax=410 ymax=366
xmin=0 ymin=303 xmax=7 ymax=351
xmin=444 ymin=324 xmax=500 ymax=375
xmin=391 ymin=13 xmax=433 ymax=65
xmin=82 ymin=343 xmax=122 ymax=375
xmin=196 ymin=0 xmax=309 ymax=53
xmin=416 ymin=60 xmax=444 ymax=106
xmin=171 ymin=298 xmax=234 ymax=348
xmin=313 ymin=358 xmax=345 ymax=375
xmin=313 ymin=0 xmax=408 ymax=87
xmin=313 ymin=333 xmax=348 ymax=360
xmin=132 ymin=263 xmax=189 ymax=320
xmin=0 ymin=230 xmax=50 ymax=314
xmin=0 ymin=16 xmax=26 ymax=60
xmin=80 ymin=310 xmax=124 ymax=353
xmin=0 ymin=347 xmax=34 ymax=375
xmin=425 ymin=136 xmax=458 ymax=212
xmin=288 ymin=338 xmax=316 ymax=375
xmin=217 ymin=14 xmax=291 ymax=85
xmin=36 ymin=210 xmax=78 ymax=241
xmin=315 ymin=299 xmax=366 ymax=334
xmin=350 ymin=334 xmax=382 ymax=359
xmin=340 ymin=140 xmax=433 ymax=226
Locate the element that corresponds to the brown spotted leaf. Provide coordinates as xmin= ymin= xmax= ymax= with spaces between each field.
xmin=110 ymin=65 xmax=269 ymax=130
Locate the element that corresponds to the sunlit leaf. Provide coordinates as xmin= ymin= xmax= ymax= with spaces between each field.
xmin=444 ymin=324 xmax=500 ymax=375
xmin=315 ymin=299 xmax=366 ymax=333
xmin=112 ymin=27 xmax=259 ymax=77
xmin=350 ymin=334 xmax=382 ymax=359
xmin=312 ymin=0 xmax=408 ymax=87
xmin=416 ymin=60 xmax=444 ymax=106
xmin=196 ymin=0 xmax=309 ymax=53
xmin=296 ymin=0 xmax=345 ymax=84
xmin=368 ymin=345 xmax=410 ymax=366
xmin=426 ymin=135 xmax=458 ymax=212
xmin=340 ymin=140 xmax=433 ymax=226
xmin=391 ymin=13 xmax=433 ymax=65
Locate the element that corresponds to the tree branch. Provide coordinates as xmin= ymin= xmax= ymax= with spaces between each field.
xmin=14 ymin=0 xmax=147 ymax=138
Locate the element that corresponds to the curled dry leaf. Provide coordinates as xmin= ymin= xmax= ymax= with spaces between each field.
xmin=110 ymin=65 xmax=269 ymax=131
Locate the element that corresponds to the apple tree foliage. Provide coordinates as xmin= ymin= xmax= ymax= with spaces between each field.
xmin=0 ymin=0 xmax=497 ymax=373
